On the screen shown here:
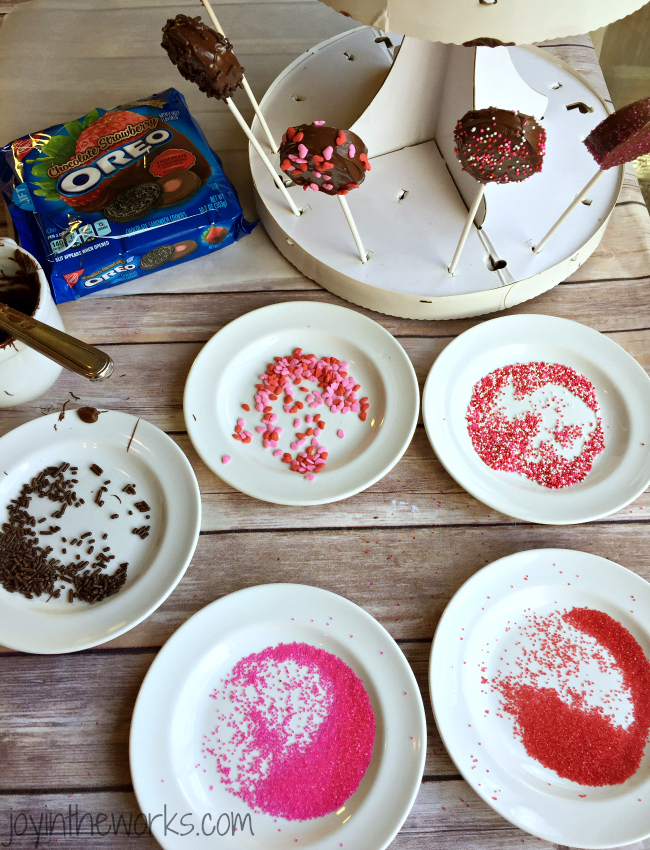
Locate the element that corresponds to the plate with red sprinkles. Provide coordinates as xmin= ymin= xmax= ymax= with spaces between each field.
xmin=0 ymin=410 xmax=201 ymax=653
xmin=431 ymin=548 xmax=650 ymax=848
xmin=422 ymin=315 xmax=650 ymax=524
xmin=130 ymin=583 xmax=426 ymax=850
xmin=183 ymin=301 xmax=419 ymax=505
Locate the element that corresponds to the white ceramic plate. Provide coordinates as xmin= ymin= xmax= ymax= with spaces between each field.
xmin=422 ymin=314 xmax=650 ymax=524
xmin=430 ymin=548 xmax=650 ymax=848
xmin=0 ymin=410 xmax=201 ymax=653
xmin=183 ymin=301 xmax=419 ymax=505
xmin=130 ymin=583 xmax=426 ymax=850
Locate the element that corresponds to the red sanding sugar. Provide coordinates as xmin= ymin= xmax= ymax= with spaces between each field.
xmin=203 ymin=642 xmax=375 ymax=819
xmin=466 ymin=361 xmax=605 ymax=488
xmin=490 ymin=608 xmax=650 ymax=785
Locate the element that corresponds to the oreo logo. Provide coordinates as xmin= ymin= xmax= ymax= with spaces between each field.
xmin=57 ymin=130 xmax=172 ymax=196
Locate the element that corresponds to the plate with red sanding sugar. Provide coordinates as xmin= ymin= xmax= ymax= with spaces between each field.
xmin=430 ymin=548 xmax=650 ymax=848
xmin=130 ymin=583 xmax=427 ymax=850
xmin=183 ymin=301 xmax=419 ymax=505
xmin=422 ymin=314 xmax=650 ymax=525
xmin=0 ymin=410 xmax=201 ymax=654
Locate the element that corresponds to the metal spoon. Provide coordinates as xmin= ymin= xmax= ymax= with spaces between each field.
xmin=0 ymin=302 xmax=113 ymax=381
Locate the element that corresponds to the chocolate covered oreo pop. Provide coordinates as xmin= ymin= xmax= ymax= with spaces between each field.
xmin=162 ymin=15 xmax=244 ymax=101
xmin=279 ymin=121 xmax=370 ymax=263
xmin=454 ymin=107 xmax=546 ymax=184
xmin=449 ymin=107 xmax=546 ymax=274
xmin=534 ymin=96 xmax=650 ymax=253
xmin=279 ymin=123 xmax=371 ymax=195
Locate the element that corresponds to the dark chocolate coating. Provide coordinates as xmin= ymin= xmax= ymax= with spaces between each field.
xmin=583 ymin=96 xmax=650 ymax=170
xmin=462 ymin=37 xmax=515 ymax=47
xmin=157 ymin=169 xmax=201 ymax=206
xmin=279 ymin=123 xmax=370 ymax=195
xmin=170 ymin=239 xmax=198 ymax=260
xmin=161 ymin=15 xmax=244 ymax=101
xmin=0 ymin=250 xmax=39 ymax=347
xmin=454 ymin=107 xmax=546 ymax=184
xmin=77 ymin=407 xmax=99 ymax=423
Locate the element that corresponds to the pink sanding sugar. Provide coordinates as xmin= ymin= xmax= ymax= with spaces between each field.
xmin=466 ymin=361 xmax=605 ymax=488
xmin=204 ymin=642 xmax=375 ymax=820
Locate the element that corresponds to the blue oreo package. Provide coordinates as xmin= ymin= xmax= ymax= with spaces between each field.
xmin=0 ymin=88 xmax=255 ymax=303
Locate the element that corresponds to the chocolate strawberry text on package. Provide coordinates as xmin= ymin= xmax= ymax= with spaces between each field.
xmin=0 ymin=88 xmax=255 ymax=303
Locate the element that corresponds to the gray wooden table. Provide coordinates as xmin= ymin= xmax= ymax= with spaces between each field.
xmin=0 ymin=2 xmax=649 ymax=848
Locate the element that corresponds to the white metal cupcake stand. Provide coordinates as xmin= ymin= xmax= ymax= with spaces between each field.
xmin=249 ymin=29 xmax=622 ymax=320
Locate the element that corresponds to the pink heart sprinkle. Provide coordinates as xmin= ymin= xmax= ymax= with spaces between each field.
xmin=221 ymin=455 xmax=231 ymax=465
xmin=309 ymin=183 xmax=319 ymax=191
xmin=349 ymin=144 xmax=356 ymax=158
xmin=298 ymin=144 xmax=308 ymax=159
xmin=313 ymin=120 xmax=325 ymax=125
xmin=323 ymin=146 xmax=333 ymax=160
xmin=313 ymin=172 xmax=321 ymax=178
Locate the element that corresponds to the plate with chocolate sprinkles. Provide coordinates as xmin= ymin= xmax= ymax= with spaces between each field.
xmin=0 ymin=409 xmax=200 ymax=654
xmin=423 ymin=315 xmax=650 ymax=524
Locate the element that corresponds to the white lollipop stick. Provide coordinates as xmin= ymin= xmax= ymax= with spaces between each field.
xmin=199 ymin=0 xmax=279 ymax=153
xmin=338 ymin=195 xmax=368 ymax=264
xmin=225 ymin=98 xmax=300 ymax=217
xmin=448 ymin=183 xmax=485 ymax=275
xmin=533 ymin=170 xmax=604 ymax=254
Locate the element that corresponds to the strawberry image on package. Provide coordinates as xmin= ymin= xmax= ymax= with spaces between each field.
xmin=0 ymin=88 xmax=255 ymax=302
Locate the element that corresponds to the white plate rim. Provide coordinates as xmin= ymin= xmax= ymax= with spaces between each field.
xmin=129 ymin=582 xmax=427 ymax=850
xmin=422 ymin=314 xmax=650 ymax=524
xmin=429 ymin=547 xmax=650 ymax=848
xmin=183 ymin=301 xmax=420 ymax=506
xmin=0 ymin=411 xmax=201 ymax=654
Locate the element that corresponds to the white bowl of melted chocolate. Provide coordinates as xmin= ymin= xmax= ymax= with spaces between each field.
xmin=0 ymin=239 xmax=64 ymax=406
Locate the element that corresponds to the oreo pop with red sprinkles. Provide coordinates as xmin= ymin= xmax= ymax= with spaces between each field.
xmin=279 ymin=122 xmax=370 ymax=194
xmin=454 ymin=107 xmax=547 ymax=184
xmin=583 ymin=96 xmax=650 ymax=170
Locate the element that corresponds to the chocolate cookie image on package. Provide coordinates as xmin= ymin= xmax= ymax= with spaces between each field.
xmin=105 ymin=183 xmax=162 ymax=223
xmin=161 ymin=15 xmax=244 ymax=101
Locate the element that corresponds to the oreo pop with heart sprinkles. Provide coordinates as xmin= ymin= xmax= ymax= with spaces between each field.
xmin=279 ymin=122 xmax=370 ymax=263
xmin=279 ymin=123 xmax=370 ymax=195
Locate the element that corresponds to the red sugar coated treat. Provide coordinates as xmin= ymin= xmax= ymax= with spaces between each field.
xmin=490 ymin=608 xmax=650 ymax=785
xmin=583 ymin=96 xmax=650 ymax=170
xmin=204 ymin=642 xmax=376 ymax=818
xmin=466 ymin=361 xmax=605 ymax=488
xmin=454 ymin=107 xmax=546 ymax=184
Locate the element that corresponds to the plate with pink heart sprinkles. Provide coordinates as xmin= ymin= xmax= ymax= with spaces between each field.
xmin=130 ymin=583 xmax=427 ymax=850
xmin=183 ymin=301 xmax=419 ymax=505
xmin=422 ymin=314 xmax=650 ymax=524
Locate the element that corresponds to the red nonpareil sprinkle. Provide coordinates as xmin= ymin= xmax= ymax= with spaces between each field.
xmin=466 ymin=361 xmax=605 ymax=488
xmin=204 ymin=642 xmax=375 ymax=819
xmin=491 ymin=608 xmax=650 ymax=785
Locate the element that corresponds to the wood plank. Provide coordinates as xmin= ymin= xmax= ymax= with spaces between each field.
xmin=0 ymin=785 xmax=556 ymax=849
xmin=54 ymin=282 xmax=650 ymax=354
xmin=1 ymin=521 xmax=646 ymax=653
xmin=0 ymin=643 xmax=456 ymax=787
xmin=0 ymin=327 xmax=648 ymax=437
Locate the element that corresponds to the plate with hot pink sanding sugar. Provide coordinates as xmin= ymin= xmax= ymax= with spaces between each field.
xmin=430 ymin=549 xmax=650 ymax=847
xmin=422 ymin=314 xmax=650 ymax=524
xmin=183 ymin=301 xmax=419 ymax=505
xmin=130 ymin=583 xmax=426 ymax=850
